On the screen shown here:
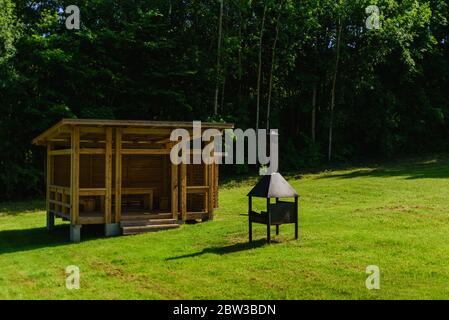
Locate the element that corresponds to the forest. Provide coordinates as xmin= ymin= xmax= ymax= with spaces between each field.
xmin=0 ymin=0 xmax=448 ymax=200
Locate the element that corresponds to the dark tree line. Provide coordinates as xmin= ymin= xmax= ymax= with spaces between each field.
xmin=1 ymin=0 xmax=448 ymax=199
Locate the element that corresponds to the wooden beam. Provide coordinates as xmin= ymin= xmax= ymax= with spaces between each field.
xmin=122 ymin=128 xmax=173 ymax=135
xmin=155 ymin=137 xmax=173 ymax=144
xmin=120 ymin=149 xmax=170 ymax=155
xmin=49 ymin=185 xmax=71 ymax=194
xmin=48 ymin=138 xmax=69 ymax=142
xmin=105 ymin=128 xmax=113 ymax=224
xmin=115 ymin=128 xmax=122 ymax=223
xmin=49 ymin=149 xmax=71 ymax=156
xmin=79 ymin=127 xmax=105 ymax=134
xmin=46 ymin=143 xmax=53 ymax=217
xmin=186 ymin=186 xmax=209 ymax=194
xmin=80 ymin=148 xmax=106 ymax=154
xmin=171 ymin=161 xmax=178 ymax=220
xmin=70 ymin=127 xmax=80 ymax=225
xmin=32 ymin=119 xmax=234 ymax=146
xmin=180 ymin=163 xmax=187 ymax=221
xmin=79 ymin=216 xmax=105 ymax=225
xmin=49 ymin=199 xmax=71 ymax=208
xmin=79 ymin=188 xmax=106 ymax=196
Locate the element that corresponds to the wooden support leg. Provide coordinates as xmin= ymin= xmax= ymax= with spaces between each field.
xmin=276 ymin=225 xmax=279 ymax=235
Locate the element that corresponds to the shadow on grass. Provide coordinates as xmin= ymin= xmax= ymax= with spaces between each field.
xmin=166 ymin=239 xmax=268 ymax=261
xmin=316 ymin=157 xmax=449 ymax=180
xmin=0 ymin=224 xmax=106 ymax=255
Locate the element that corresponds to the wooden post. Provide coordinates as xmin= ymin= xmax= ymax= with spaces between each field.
xmin=248 ymin=196 xmax=252 ymax=242
xmin=70 ymin=127 xmax=80 ymax=225
xmin=115 ymin=128 xmax=122 ymax=223
xmin=214 ymin=163 xmax=219 ymax=209
xmin=180 ymin=162 xmax=187 ymax=221
xmin=204 ymin=139 xmax=215 ymax=220
xmin=105 ymin=128 xmax=113 ymax=224
xmin=171 ymin=161 xmax=178 ymax=220
xmin=46 ymin=143 xmax=55 ymax=230
xmin=204 ymin=164 xmax=208 ymax=213
xmin=162 ymin=155 xmax=168 ymax=197
xmin=207 ymin=163 xmax=214 ymax=220
xmin=46 ymin=143 xmax=53 ymax=216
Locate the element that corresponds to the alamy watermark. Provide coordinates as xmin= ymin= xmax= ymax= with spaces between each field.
xmin=66 ymin=265 xmax=80 ymax=290
xmin=365 ymin=265 xmax=380 ymax=290
xmin=62 ymin=5 xmax=379 ymax=32
xmin=365 ymin=5 xmax=380 ymax=30
xmin=169 ymin=121 xmax=278 ymax=175
xmin=65 ymin=5 xmax=80 ymax=30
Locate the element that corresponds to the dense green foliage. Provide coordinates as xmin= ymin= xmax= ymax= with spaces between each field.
xmin=1 ymin=0 xmax=448 ymax=199
xmin=2 ymin=156 xmax=449 ymax=299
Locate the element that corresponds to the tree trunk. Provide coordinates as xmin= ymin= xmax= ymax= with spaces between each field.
xmin=267 ymin=0 xmax=284 ymax=131
xmin=238 ymin=9 xmax=243 ymax=99
xmin=214 ymin=0 xmax=224 ymax=115
xmin=256 ymin=2 xmax=267 ymax=133
xmin=311 ymin=83 xmax=317 ymax=142
xmin=220 ymin=76 xmax=226 ymax=111
xmin=328 ymin=21 xmax=342 ymax=162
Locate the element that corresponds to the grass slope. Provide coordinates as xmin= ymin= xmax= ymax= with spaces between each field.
xmin=1 ymin=156 xmax=449 ymax=299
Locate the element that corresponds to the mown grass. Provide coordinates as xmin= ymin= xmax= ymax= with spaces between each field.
xmin=1 ymin=156 xmax=449 ymax=299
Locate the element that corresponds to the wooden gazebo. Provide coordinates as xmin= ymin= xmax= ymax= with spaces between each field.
xmin=32 ymin=119 xmax=233 ymax=242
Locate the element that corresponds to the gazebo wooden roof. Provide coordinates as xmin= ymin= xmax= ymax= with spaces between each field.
xmin=33 ymin=118 xmax=234 ymax=146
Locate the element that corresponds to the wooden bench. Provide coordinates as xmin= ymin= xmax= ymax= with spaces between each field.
xmin=99 ymin=187 xmax=155 ymax=211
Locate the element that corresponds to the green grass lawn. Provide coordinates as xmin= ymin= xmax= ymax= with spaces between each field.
xmin=2 ymin=156 xmax=449 ymax=299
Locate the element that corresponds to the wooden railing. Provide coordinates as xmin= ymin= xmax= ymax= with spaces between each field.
xmin=186 ymin=185 xmax=209 ymax=220
xmin=49 ymin=185 xmax=71 ymax=220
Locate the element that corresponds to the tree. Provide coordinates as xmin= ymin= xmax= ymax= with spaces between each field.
xmin=266 ymin=0 xmax=284 ymax=131
xmin=213 ymin=0 xmax=224 ymax=115
xmin=328 ymin=19 xmax=342 ymax=162
xmin=256 ymin=0 xmax=267 ymax=133
xmin=0 ymin=0 xmax=20 ymax=65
